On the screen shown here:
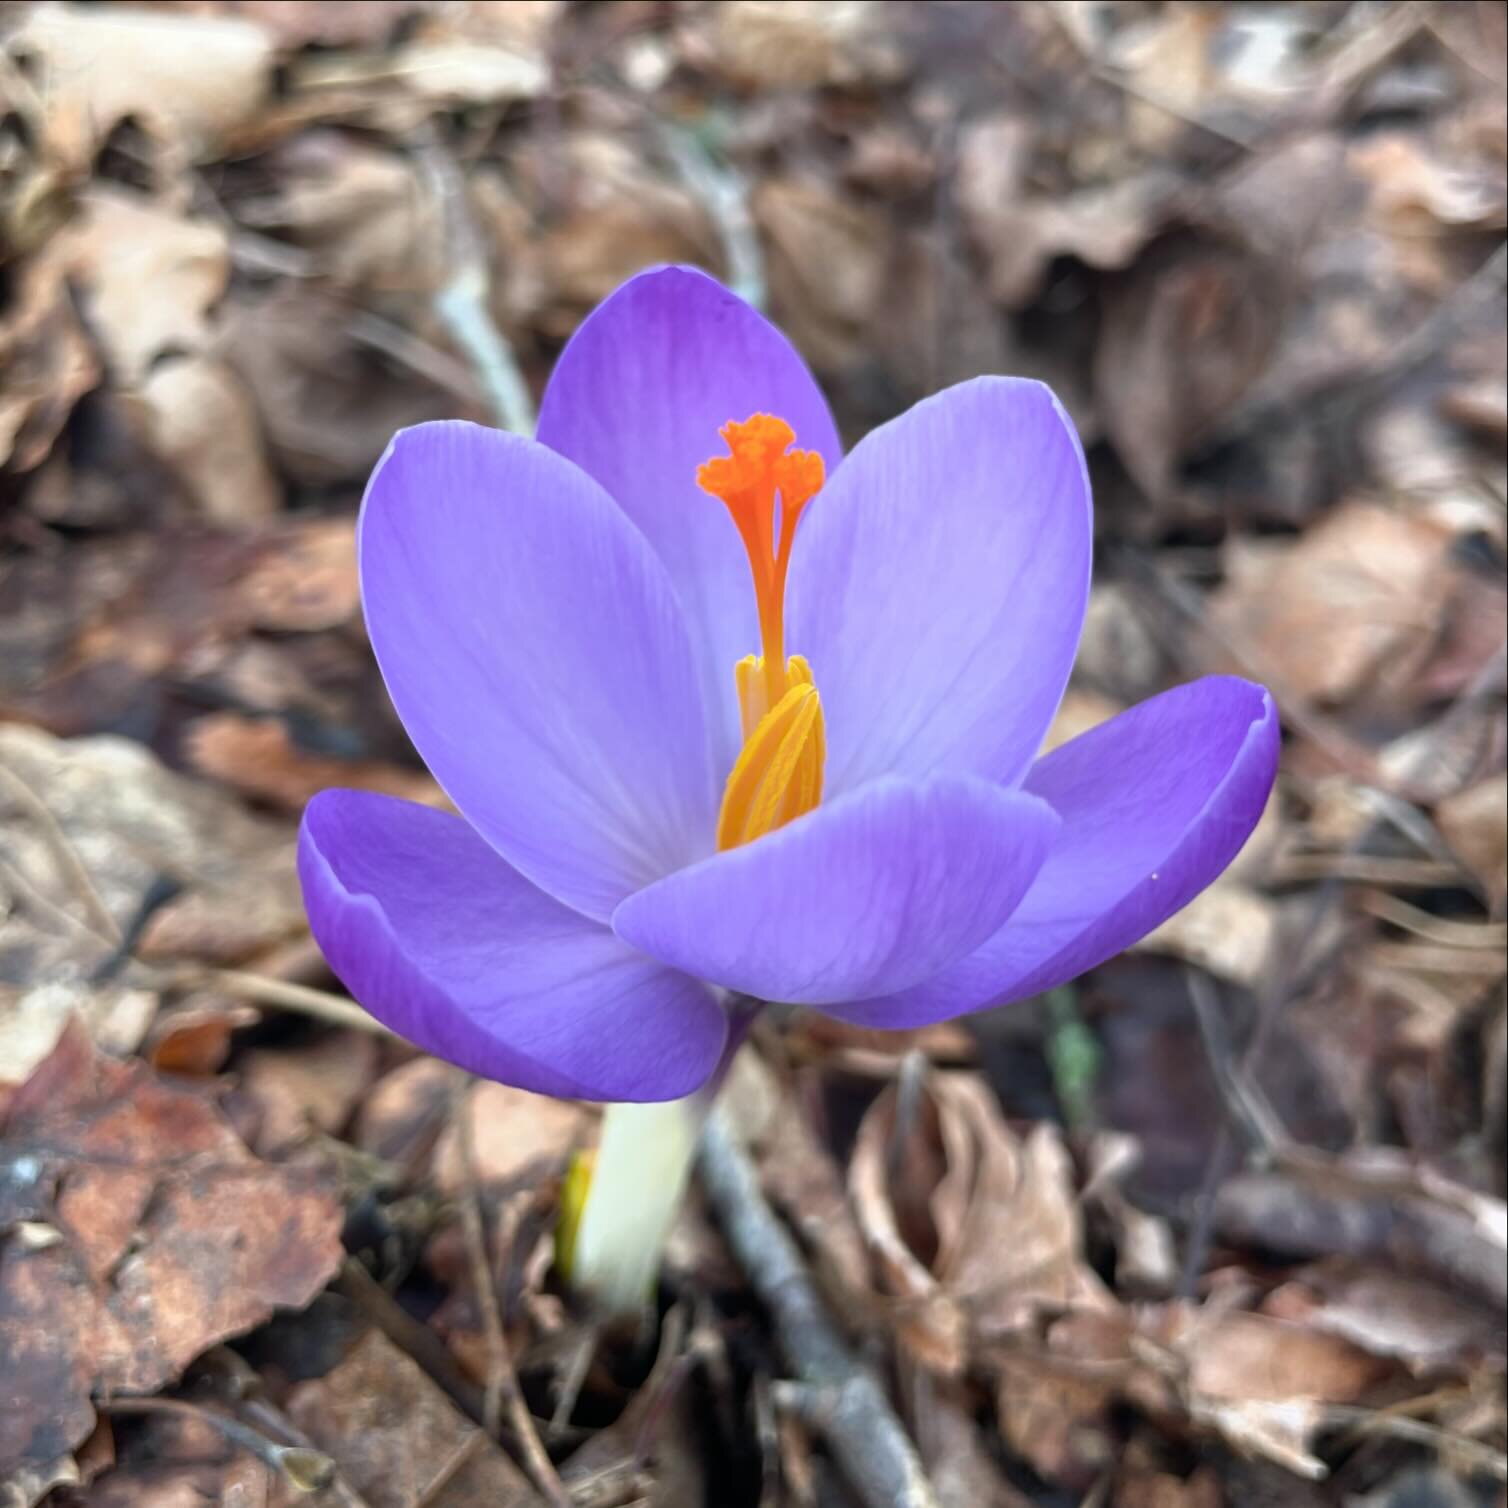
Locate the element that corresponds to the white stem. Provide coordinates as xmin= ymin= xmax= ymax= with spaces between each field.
xmin=571 ymin=1094 xmax=708 ymax=1317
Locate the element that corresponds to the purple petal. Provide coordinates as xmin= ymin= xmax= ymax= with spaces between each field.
xmin=829 ymin=677 xmax=1280 ymax=1028
xmin=359 ymin=420 xmax=717 ymax=922
xmin=299 ymin=791 xmax=728 ymax=1101
xmin=536 ymin=265 xmax=842 ymax=777
xmin=612 ymin=775 xmax=1059 ymax=1005
xmin=786 ymin=378 xmax=1091 ymax=797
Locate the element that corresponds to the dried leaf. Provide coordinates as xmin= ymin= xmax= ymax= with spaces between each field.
xmin=286 ymin=1329 xmax=532 ymax=1506
xmin=184 ymin=713 xmax=441 ymax=813
xmin=0 ymin=985 xmax=156 ymax=1089
xmin=0 ymin=1021 xmax=343 ymax=1483
xmin=223 ymin=284 xmax=456 ymax=487
xmin=755 ymin=177 xmax=890 ymax=372
xmin=236 ymin=1029 xmax=381 ymax=1157
xmin=957 ymin=113 xmax=1177 ymax=307
xmin=58 ymin=188 xmax=229 ymax=386
xmin=0 ymin=723 xmax=303 ymax=1024
xmin=1096 ymin=232 xmax=1286 ymax=500
xmin=848 ymin=1067 xmax=1111 ymax=1373
xmin=0 ymin=250 xmax=99 ymax=473
xmin=237 ymin=133 xmax=446 ymax=294
xmin=1208 ymin=503 xmax=1458 ymax=709
xmin=1137 ymin=881 xmax=1277 ymax=988
xmin=703 ymin=1 xmax=905 ymax=91
xmin=7 ymin=4 xmax=274 ymax=168
xmin=431 ymin=1078 xmax=586 ymax=1197
xmin=1437 ymin=777 xmax=1508 ymax=915
xmin=135 ymin=356 xmax=281 ymax=525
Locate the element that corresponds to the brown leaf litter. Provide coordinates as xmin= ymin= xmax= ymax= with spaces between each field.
xmin=0 ymin=1020 xmax=343 ymax=1489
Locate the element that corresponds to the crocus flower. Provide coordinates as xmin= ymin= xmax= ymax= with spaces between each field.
xmin=298 ymin=266 xmax=1279 ymax=1106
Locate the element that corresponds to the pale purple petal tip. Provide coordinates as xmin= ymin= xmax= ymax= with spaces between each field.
xmin=299 ymin=790 xmax=728 ymax=1102
xmin=537 ymin=265 xmax=841 ymax=776
xmin=829 ymin=677 xmax=1280 ymax=1029
xmin=787 ymin=376 xmax=1092 ymax=798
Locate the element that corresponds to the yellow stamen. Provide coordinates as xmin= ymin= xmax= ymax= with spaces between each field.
xmin=716 ymin=678 xmax=825 ymax=850
xmin=699 ymin=416 xmax=827 ymax=849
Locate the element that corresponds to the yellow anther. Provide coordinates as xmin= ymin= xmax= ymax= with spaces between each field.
xmin=716 ymin=676 xmax=825 ymax=851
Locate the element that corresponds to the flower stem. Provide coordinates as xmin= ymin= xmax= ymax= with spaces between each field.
xmin=568 ymin=999 xmax=755 ymax=1317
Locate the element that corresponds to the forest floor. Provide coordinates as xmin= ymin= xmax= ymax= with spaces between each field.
xmin=0 ymin=3 xmax=1505 ymax=1505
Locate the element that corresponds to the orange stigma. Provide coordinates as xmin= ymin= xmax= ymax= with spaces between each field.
xmin=698 ymin=414 xmax=827 ymax=850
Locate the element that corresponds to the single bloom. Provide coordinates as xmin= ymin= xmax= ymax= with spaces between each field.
xmin=298 ymin=265 xmax=1280 ymax=1102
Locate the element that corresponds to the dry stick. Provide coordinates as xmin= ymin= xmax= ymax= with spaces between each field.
xmin=412 ymin=1431 xmax=488 ymax=1508
xmin=452 ymin=1073 xmax=572 ymax=1508
xmin=1039 ymin=1 xmax=1260 ymax=151
xmin=0 ymin=760 xmax=122 ymax=943
xmin=0 ymin=850 xmax=99 ymax=943
xmin=186 ymin=966 xmax=393 ymax=1036
xmin=1215 ymin=239 xmax=1508 ymax=456
xmin=347 ymin=308 xmax=484 ymax=406
xmin=698 ymin=1110 xmax=941 ymax=1508
xmin=417 ymin=137 xmax=537 ymax=436
xmin=657 ymin=120 xmax=766 ymax=310
xmin=1323 ymin=1404 xmax=1508 ymax=1482
xmin=103 ymin=1396 xmax=335 ymax=1493
xmin=235 ymin=1395 xmax=375 ymax=1508
xmin=337 ymin=1258 xmax=489 ymax=1425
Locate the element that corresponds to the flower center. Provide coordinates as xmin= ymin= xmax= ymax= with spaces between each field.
xmin=698 ymin=414 xmax=826 ymax=851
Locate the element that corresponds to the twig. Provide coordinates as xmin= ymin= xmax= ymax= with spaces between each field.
xmin=91 ymin=874 xmax=183 ymax=983
xmin=236 ymin=1395 xmax=375 ymax=1508
xmin=0 ymin=760 xmax=121 ymax=943
xmin=1040 ymin=4 xmax=1259 ymax=151
xmin=413 ymin=1431 xmax=487 ymax=1508
xmin=184 ymin=967 xmax=393 ymax=1036
xmin=348 ymin=309 xmax=485 ymax=404
xmin=1185 ymin=968 xmax=1288 ymax=1157
xmin=0 ymin=851 xmax=105 ymax=944
xmin=335 ymin=1258 xmax=488 ymax=1425
xmin=548 ymin=1327 xmax=599 ymax=1439
xmin=1177 ymin=862 xmax=1344 ymax=1296
xmin=698 ymin=1110 xmax=940 ymax=1508
xmin=1322 ymin=1404 xmax=1508 ymax=1481
xmin=416 ymin=137 xmax=537 ymax=435
xmin=103 ymin=1397 xmax=334 ymax=1493
xmin=656 ymin=119 xmax=766 ymax=310
xmin=455 ymin=1073 xmax=508 ymax=1439
xmin=452 ymin=1073 xmax=571 ymax=1507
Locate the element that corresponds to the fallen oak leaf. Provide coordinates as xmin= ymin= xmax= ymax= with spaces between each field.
xmin=0 ymin=1019 xmax=343 ymax=1487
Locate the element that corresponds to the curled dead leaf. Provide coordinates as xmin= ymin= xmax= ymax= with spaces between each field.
xmin=58 ymin=188 xmax=230 ymax=386
xmin=0 ymin=250 xmax=98 ymax=473
xmin=1208 ymin=502 xmax=1459 ymax=710
xmin=847 ymin=1065 xmax=1111 ymax=1375
xmin=6 ymin=4 xmax=273 ymax=170
xmin=135 ymin=356 xmax=281 ymax=525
